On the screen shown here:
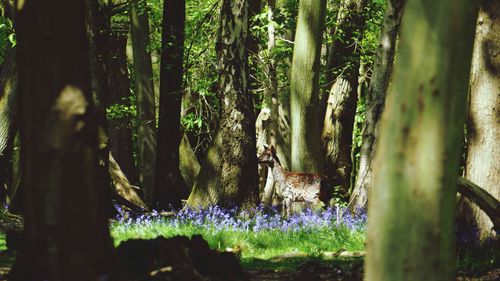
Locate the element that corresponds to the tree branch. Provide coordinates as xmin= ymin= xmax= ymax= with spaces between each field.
xmin=457 ymin=176 xmax=500 ymax=233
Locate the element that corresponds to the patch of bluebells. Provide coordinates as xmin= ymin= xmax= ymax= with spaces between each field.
xmin=112 ymin=204 xmax=367 ymax=233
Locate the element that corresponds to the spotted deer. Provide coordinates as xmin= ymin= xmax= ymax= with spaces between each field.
xmin=258 ymin=145 xmax=332 ymax=216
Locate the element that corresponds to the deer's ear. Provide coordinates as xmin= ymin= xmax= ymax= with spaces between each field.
xmin=263 ymin=144 xmax=269 ymax=149
xmin=270 ymin=145 xmax=276 ymax=153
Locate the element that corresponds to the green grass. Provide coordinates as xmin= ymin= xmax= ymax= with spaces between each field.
xmin=0 ymin=234 xmax=5 ymax=252
xmin=111 ymin=220 xmax=365 ymax=268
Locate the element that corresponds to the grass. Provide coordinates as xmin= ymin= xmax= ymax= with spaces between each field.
xmin=110 ymin=205 xmax=366 ymax=270
xmin=0 ymin=205 xmax=496 ymax=276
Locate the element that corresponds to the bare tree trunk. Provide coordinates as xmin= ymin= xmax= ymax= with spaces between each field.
xmin=179 ymin=133 xmax=200 ymax=190
xmin=109 ymin=152 xmax=147 ymax=210
xmin=458 ymin=0 xmax=500 ymax=241
xmin=129 ymin=0 xmax=157 ymax=206
xmin=187 ymin=0 xmax=259 ymax=208
xmin=247 ymin=0 xmax=262 ymax=111
xmin=107 ymin=21 xmax=136 ymax=183
xmin=321 ymin=0 xmax=368 ymax=196
xmin=290 ymin=0 xmax=327 ymax=173
xmin=258 ymin=0 xmax=291 ymax=206
xmin=154 ymin=0 xmax=187 ymax=209
xmin=11 ymin=0 xmax=116 ymax=279
xmin=365 ymin=0 xmax=478 ymax=279
xmin=350 ymin=0 xmax=405 ymax=211
xmin=0 ymin=48 xmax=16 ymax=204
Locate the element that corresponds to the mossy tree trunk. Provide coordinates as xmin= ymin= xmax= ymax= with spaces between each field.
xmin=365 ymin=0 xmax=478 ymax=280
xmin=154 ymin=0 xmax=187 ymax=209
xmin=290 ymin=0 xmax=327 ymax=173
xmin=12 ymin=0 xmax=115 ymax=279
xmin=129 ymin=0 xmax=157 ymax=206
xmin=187 ymin=0 xmax=259 ymax=208
xmin=321 ymin=0 xmax=367 ymax=196
xmin=350 ymin=0 xmax=405 ymax=211
xmin=458 ymin=0 xmax=500 ymax=241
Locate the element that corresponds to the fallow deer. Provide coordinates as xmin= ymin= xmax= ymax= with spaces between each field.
xmin=257 ymin=145 xmax=332 ymax=216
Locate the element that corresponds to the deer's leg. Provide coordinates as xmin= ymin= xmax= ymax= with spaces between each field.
xmin=283 ymin=198 xmax=290 ymax=217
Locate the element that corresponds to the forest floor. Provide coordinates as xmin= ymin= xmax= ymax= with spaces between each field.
xmin=0 ymin=250 xmax=498 ymax=280
xmin=242 ymin=257 xmax=500 ymax=281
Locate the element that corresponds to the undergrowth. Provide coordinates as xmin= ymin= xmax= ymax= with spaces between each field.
xmin=111 ymin=206 xmax=366 ymax=265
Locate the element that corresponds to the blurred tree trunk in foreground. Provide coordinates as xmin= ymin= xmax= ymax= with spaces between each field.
xmin=458 ymin=0 xmax=500 ymax=242
xmin=366 ymin=0 xmax=478 ymax=280
xmin=350 ymin=0 xmax=405 ymax=211
xmin=129 ymin=0 xmax=157 ymax=206
xmin=187 ymin=0 xmax=259 ymax=208
xmin=290 ymin=0 xmax=327 ymax=174
xmin=11 ymin=0 xmax=115 ymax=279
xmin=154 ymin=0 xmax=187 ymax=209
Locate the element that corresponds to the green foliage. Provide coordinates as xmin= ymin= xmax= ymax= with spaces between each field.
xmin=360 ymin=0 xmax=386 ymax=68
xmin=0 ymin=17 xmax=14 ymax=64
xmin=106 ymin=96 xmax=137 ymax=124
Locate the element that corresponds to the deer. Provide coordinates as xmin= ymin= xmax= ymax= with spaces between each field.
xmin=257 ymin=145 xmax=332 ymax=216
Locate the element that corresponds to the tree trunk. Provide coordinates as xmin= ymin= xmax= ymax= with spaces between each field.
xmin=290 ymin=0 xmax=327 ymax=173
xmin=0 ymin=48 xmax=16 ymax=204
xmin=459 ymin=0 xmax=500 ymax=241
xmin=154 ymin=0 xmax=187 ymax=209
xmin=109 ymin=152 xmax=147 ymax=211
xmin=187 ymin=0 xmax=259 ymax=208
xmin=247 ymin=0 xmax=262 ymax=111
xmin=129 ymin=0 xmax=157 ymax=206
xmin=11 ymin=0 xmax=115 ymax=279
xmin=85 ymin=0 xmax=113 ymax=207
xmin=365 ymin=0 xmax=478 ymax=280
xmin=350 ymin=0 xmax=405 ymax=211
xmin=0 ymin=48 xmax=144 ymax=216
xmin=107 ymin=21 xmax=136 ymax=183
xmin=179 ymin=133 xmax=200 ymax=190
xmin=321 ymin=0 xmax=367 ymax=196
xmin=257 ymin=0 xmax=291 ymax=206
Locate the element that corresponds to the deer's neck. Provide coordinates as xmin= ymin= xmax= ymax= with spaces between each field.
xmin=270 ymin=159 xmax=287 ymax=186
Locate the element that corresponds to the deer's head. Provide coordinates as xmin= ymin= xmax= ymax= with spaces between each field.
xmin=258 ymin=144 xmax=279 ymax=167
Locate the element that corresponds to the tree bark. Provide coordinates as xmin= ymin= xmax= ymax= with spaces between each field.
xmin=257 ymin=0 xmax=291 ymax=206
xmin=290 ymin=0 xmax=327 ymax=173
xmin=458 ymin=0 xmax=500 ymax=241
xmin=12 ymin=0 xmax=116 ymax=279
xmin=247 ymin=0 xmax=262 ymax=111
xmin=107 ymin=21 xmax=136 ymax=183
xmin=85 ymin=0 xmax=114 ymax=208
xmin=154 ymin=0 xmax=187 ymax=209
xmin=187 ymin=0 xmax=259 ymax=208
xmin=0 ymin=48 xmax=16 ymax=204
xmin=109 ymin=152 xmax=147 ymax=211
xmin=350 ymin=0 xmax=405 ymax=211
xmin=321 ymin=0 xmax=367 ymax=196
xmin=365 ymin=0 xmax=478 ymax=280
xmin=179 ymin=133 xmax=200 ymax=190
xmin=129 ymin=0 xmax=157 ymax=206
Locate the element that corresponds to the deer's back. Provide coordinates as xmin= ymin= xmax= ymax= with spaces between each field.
xmin=281 ymin=172 xmax=330 ymax=203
